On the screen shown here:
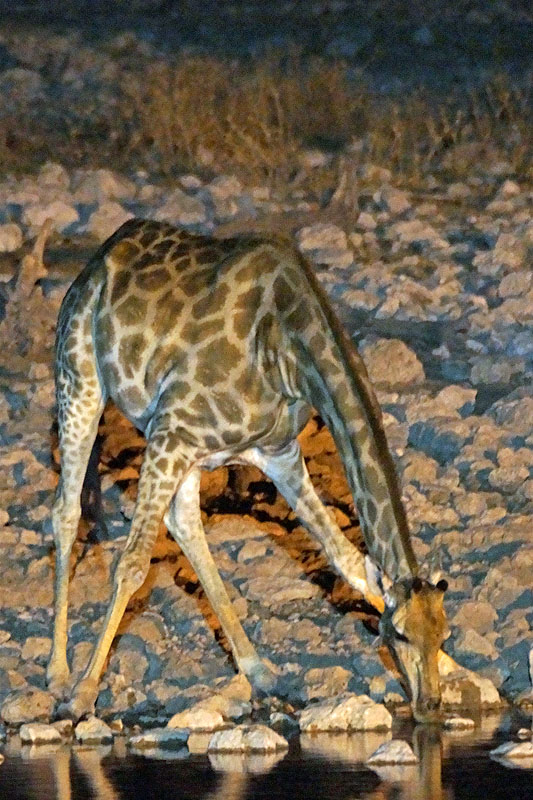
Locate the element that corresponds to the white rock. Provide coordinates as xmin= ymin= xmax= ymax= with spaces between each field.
xmin=367 ymin=739 xmax=418 ymax=764
xmin=129 ymin=727 xmax=189 ymax=750
xmin=490 ymin=741 xmax=533 ymax=759
xmin=361 ymin=338 xmax=425 ymax=388
xmin=299 ymin=693 xmax=392 ymax=732
xmin=499 ymin=180 xmax=521 ymax=198
xmin=22 ymin=200 xmax=79 ymax=234
xmin=208 ymin=724 xmax=288 ymax=753
xmin=73 ymin=169 xmax=136 ymax=203
xmin=391 ymin=219 xmax=448 ymax=248
xmin=155 ymin=188 xmax=207 ymax=226
xmin=0 ymin=223 xmax=23 ymax=253
xmin=167 ymin=706 xmax=225 ymax=732
xmin=74 ymin=716 xmax=113 ymax=744
xmin=19 ymin=723 xmax=62 ymax=744
xmin=297 ymin=223 xmax=348 ymax=252
xmin=85 ymin=202 xmax=134 ymax=242
xmin=38 ymin=162 xmax=70 ymax=191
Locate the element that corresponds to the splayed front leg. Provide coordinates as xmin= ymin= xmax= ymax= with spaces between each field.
xmin=165 ymin=468 xmax=279 ymax=696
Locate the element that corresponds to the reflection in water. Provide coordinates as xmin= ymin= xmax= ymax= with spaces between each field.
xmin=1 ymin=715 xmax=532 ymax=800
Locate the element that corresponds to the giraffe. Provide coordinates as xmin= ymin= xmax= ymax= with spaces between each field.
xmin=47 ymin=218 xmax=450 ymax=723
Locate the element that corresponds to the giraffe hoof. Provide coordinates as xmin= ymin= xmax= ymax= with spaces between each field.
xmin=56 ymin=680 xmax=98 ymax=721
xmin=246 ymin=660 xmax=280 ymax=696
xmin=47 ymin=669 xmax=72 ymax=702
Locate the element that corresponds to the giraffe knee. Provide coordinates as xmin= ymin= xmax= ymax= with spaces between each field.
xmin=114 ymin=552 xmax=150 ymax=594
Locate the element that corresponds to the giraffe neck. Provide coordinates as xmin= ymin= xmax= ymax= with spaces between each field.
xmin=285 ymin=262 xmax=418 ymax=583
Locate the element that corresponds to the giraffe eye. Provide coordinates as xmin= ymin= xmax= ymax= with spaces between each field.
xmin=394 ymin=630 xmax=409 ymax=643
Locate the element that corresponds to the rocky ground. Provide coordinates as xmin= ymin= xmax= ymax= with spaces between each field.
xmin=0 ymin=17 xmax=532 ymax=741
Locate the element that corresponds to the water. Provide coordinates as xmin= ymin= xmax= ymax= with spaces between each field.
xmin=0 ymin=715 xmax=531 ymax=800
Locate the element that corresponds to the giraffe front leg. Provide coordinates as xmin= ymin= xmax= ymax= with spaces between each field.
xmin=58 ymin=439 xmax=185 ymax=721
xmin=165 ymin=469 xmax=278 ymax=695
xmin=245 ymin=442 xmax=373 ymax=599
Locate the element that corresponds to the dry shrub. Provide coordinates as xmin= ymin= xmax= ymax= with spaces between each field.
xmin=123 ymin=57 xmax=533 ymax=187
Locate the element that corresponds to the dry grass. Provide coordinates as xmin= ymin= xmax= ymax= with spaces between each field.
xmin=1 ymin=52 xmax=532 ymax=190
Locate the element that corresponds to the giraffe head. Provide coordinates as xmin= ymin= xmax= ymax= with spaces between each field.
xmin=377 ymin=574 xmax=450 ymax=722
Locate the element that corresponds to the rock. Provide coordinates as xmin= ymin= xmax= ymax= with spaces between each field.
xmin=208 ymin=724 xmax=288 ymax=753
xmin=155 ymin=188 xmax=207 ymax=227
xmin=38 ymin=162 xmax=70 ymax=192
xmin=498 ymin=180 xmax=521 ymax=199
xmin=167 ymin=706 xmax=225 ymax=732
xmin=73 ymin=169 xmax=136 ymax=203
xmin=21 ymin=637 xmax=51 ymax=665
xmin=205 ymin=175 xmax=246 ymax=222
xmin=440 ymin=669 xmax=501 ymax=709
xmin=490 ymin=741 xmax=533 ymax=759
xmin=296 ymin=223 xmax=352 ymax=267
xmin=0 ymin=68 xmax=44 ymax=102
xmin=356 ymin=212 xmax=377 ymax=231
xmin=85 ymin=202 xmax=134 ymax=242
xmin=412 ymin=25 xmax=434 ymax=46
xmin=244 ymin=575 xmax=320 ymax=605
xmin=390 ymin=219 xmax=448 ymax=249
xmin=0 ymin=224 xmax=23 ymax=253
xmin=473 ymin=233 xmax=526 ymax=276
xmin=22 ymin=200 xmax=78 ymax=234
xmin=304 ymin=666 xmax=353 ymax=700
xmin=454 ymin=628 xmax=499 ymax=660
xmin=1 ymin=689 xmax=55 ymax=725
xmin=378 ymin=186 xmax=411 ymax=215
xmin=299 ymin=693 xmax=392 ymax=732
xmin=74 ymin=716 xmax=114 ymax=744
xmin=451 ymin=602 xmax=497 ymax=635
xmin=361 ymin=338 xmax=425 ymax=389
xmin=367 ymin=739 xmax=418 ymax=764
xmin=443 ymin=716 xmax=475 ymax=730
xmin=129 ymin=727 xmax=189 ymax=750
xmin=19 ymin=722 xmax=62 ymax=744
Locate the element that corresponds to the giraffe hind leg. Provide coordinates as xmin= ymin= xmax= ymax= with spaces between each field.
xmin=47 ymin=367 xmax=104 ymax=700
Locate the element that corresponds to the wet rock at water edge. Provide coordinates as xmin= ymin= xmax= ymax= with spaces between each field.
xmin=19 ymin=722 xmax=62 ymax=744
xmin=367 ymin=739 xmax=418 ymax=764
xmin=299 ymin=693 xmax=392 ymax=732
xmin=129 ymin=727 xmax=190 ymax=751
xmin=74 ymin=716 xmax=114 ymax=744
xmin=208 ymin=724 xmax=288 ymax=753
xmin=167 ymin=705 xmax=226 ymax=732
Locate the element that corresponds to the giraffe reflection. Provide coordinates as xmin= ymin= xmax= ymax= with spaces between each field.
xmin=20 ymin=730 xmax=450 ymax=800
xmin=369 ymin=727 xmax=449 ymax=800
